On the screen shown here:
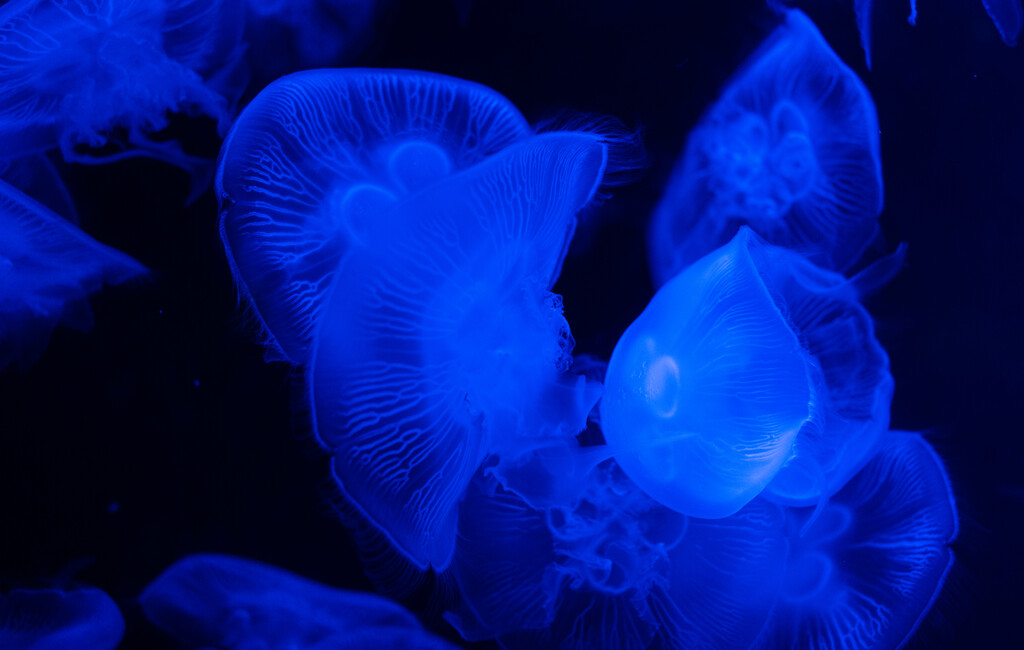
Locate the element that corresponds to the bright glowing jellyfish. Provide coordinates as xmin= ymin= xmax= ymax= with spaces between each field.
xmin=0 ymin=0 xmax=246 ymax=195
xmin=216 ymin=67 xmax=532 ymax=364
xmin=0 ymin=179 xmax=145 ymax=371
xmin=140 ymin=553 xmax=457 ymax=649
xmin=601 ymin=227 xmax=894 ymax=518
xmin=755 ymin=432 xmax=958 ymax=649
xmin=447 ymin=461 xmax=787 ymax=649
xmin=309 ymin=129 xmax=622 ymax=570
xmin=0 ymin=586 xmax=124 ymax=650
xmin=648 ymin=9 xmax=883 ymax=287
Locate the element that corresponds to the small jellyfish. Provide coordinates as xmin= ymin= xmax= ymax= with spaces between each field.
xmin=447 ymin=460 xmax=787 ymax=649
xmin=0 ymin=586 xmax=124 ymax=650
xmin=0 ymin=0 xmax=246 ymax=195
xmin=602 ymin=228 xmax=894 ymax=518
xmin=0 ymin=179 xmax=145 ymax=371
xmin=755 ymin=432 xmax=958 ymax=649
xmin=216 ymin=67 xmax=532 ymax=364
xmin=140 ymin=553 xmax=456 ymax=649
xmin=310 ymin=129 xmax=620 ymax=570
xmin=648 ymin=9 xmax=883 ymax=286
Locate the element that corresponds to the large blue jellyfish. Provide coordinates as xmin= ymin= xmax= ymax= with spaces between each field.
xmin=601 ymin=227 xmax=893 ymax=518
xmin=0 ymin=0 xmax=246 ymax=193
xmin=309 ymin=128 xmax=626 ymax=571
xmin=0 ymin=586 xmax=124 ymax=650
xmin=140 ymin=553 xmax=457 ymax=649
xmin=217 ymin=68 xmax=532 ymax=365
xmin=647 ymin=9 xmax=883 ymax=287
xmin=755 ymin=432 xmax=958 ymax=649
xmin=0 ymin=179 xmax=146 ymax=371
xmin=447 ymin=461 xmax=787 ymax=649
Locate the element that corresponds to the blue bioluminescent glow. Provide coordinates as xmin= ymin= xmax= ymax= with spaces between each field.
xmin=0 ymin=0 xmax=245 ymax=193
xmin=648 ymin=10 xmax=883 ymax=286
xmin=0 ymin=586 xmax=124 ymax=650
xmin=140 ymin=553 xmax=458 ymax=649
xmin=216 ymin=68 xmax=532 ymax=364
xmin=755 ymin=432 xmax=959 ymax=649
xmin=602 ymin=227 xmax=894 ymax=518
xmin=310 ymin=130 xmax=625 ymax=571
xmin=0 ymin=179 xmax=145 ymax=371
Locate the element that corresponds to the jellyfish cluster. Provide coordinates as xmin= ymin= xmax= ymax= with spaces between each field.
xmin=1 ymin=1 xmax=986 ymax=649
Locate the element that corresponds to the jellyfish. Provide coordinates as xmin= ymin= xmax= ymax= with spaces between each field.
xmin=0 ymin=179 xmax=146 ymax=371
xmin=216 ymin=67 xmax=532 ymax=364
xmin=754 ymin=432 xmax=958 ymax=649
xmin=647 ymin=9 xmax=883 ymax=287
xmin=447 ymin=460 xmax=787 ymax=649
xmin=243 ymin=0 xmax=388 ymax=85
xmin=601 ymin=227 xmax=894 ymax=518
xmin=980 ymin=0 xmax=1023 ymax=45
xmin=0 ymin=0 xmax=246 ymax=197
xmin=140 ymin=553 xmax=457 ymax=649
xmin=0 ymin=586 xmax=124 ymax=650
xmin=309 ymin=129 xmax=625 ymax=571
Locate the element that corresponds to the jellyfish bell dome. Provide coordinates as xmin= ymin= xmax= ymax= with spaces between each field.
xmin=647 ymin=9 xmax=883 ymax=287
xmin=601 ymin=227 xmax=817 ymax=519
xmin=757 ymin=432 xmax=958 ymax=649
xmin=603 ymin=227 xmax=894 ymax=518
xmin=216 ymin=67 xmax=532 ymax=364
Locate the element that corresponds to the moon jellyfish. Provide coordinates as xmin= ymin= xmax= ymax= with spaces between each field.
xmin=647 ymin=9 xmax=883 ymax=287
xmin=0 ymin=586 xmax=124 ymax=650
xmin=140 ymin=553 xmax=457 ymax=649
xmin=447 ymin=461 xmax=787 ymax=649
xmin=755 ymin=432 xmax=958 ymax=649
xmin=0 ymin=0 xmax=246 ymax=195
xmin=217 ymin=68 xmax=531 ymax=364
xmin=310 ymin=130 xmax=620 ymax=570
xmin=0 ymin=180 xmax=146 ymax=371
xmin=602 ymin=227 xmax=893 ymax=518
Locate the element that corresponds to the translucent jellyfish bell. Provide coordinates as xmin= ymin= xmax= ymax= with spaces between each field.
xmin=216 ymin=68 xmax=532 ymax=364
xmin=647 ymin=9 xmax=883 ymax=286
xmin=603 ymin=227 xmax=894 ymax=518
xmin=310 ymin=131 xmax=615 ymax=570
xmin=0 ymin=586 xmax=124 ymax=650
xmin=0 ymin=179 xmax=146 ymax=371
xmin=756 ymin=432 xmax=958 ymax=649
xmin=0 ymin=0 xmax=245 ymax=191
xmin=140 ymin=554 xmax=457 ymax=649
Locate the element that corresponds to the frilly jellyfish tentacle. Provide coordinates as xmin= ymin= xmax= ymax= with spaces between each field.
xmin=140 ymin=554 xmax=455 ymax=649
xmin=0 ymin=179 xmax=146 ymax=371
xmin=601 ymin=228 xmax=816 ymax=519
xmin=0 ymin=586 xmax=124 ymax=650
xmin=756 ymin=432 xmax=958 ymax=649
xmin=648 ymin=9 xmax=883 ymax=286
xmin=216 ymin=68 xmax=532 ymax=363
xmin=310 ymin=132 xmax=612 ymax=570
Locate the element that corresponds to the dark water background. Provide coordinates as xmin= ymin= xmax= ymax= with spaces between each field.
xmin=1 ymin=0 xmax=1020 ymax=647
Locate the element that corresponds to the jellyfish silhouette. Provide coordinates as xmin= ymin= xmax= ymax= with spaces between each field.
xmin=648 ymin=9 xmax=882 ymax=287
xmin=310 ymin=130 xmax=621 ymax=570
xmin=217 ymin=67 xmax=532 ymax=364
xmin=0 ymin=179 xmax=146 ymax=371
xmin=140 ymin=553 xmax=457 ymax=649
xmin=0 ymin=586 xmax=124 ymax=650
xmin=0 ymin=0 xmax=246 ymax=197
xmin=602 ymin=228 xmax=893 ymax=518
xmin=447 ymin=461 xmax=787 ymax=649
xmin=754 ymin=432 xmax=958 ymax=649
xmin=244 ymin=0 xmax=388 ymax=84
